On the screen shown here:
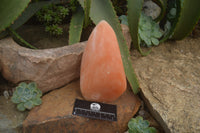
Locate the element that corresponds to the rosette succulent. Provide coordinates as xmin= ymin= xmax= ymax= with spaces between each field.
xmin=128 ymin=116 xmax=156 ymax=133
xmin=139 ymin=12 xmax=163 ymax=47
xmin=11 ymin=82 xmax=42 ymax=111
xmin=119 ymin=13 xmax=163 ymax=47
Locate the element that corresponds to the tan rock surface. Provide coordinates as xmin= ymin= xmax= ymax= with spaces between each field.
xmin=0 ymin=96 xmax=28 ymax=133
xmin=0 ymin=37 xmax=85 ymax=93
xmin=23 ymin=80 xmax=141 ymax=133
xmin=132 ymin=37 xmax=200 ymax=133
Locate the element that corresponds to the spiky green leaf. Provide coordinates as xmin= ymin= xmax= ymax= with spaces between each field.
xmin=0 ymin=0 xmax=31 ymax=33
xmin=172 ymin=0 xmax=200 ymax=39
xmin=11 ymin=1 xmax=52 ymax=30
xmin=78 ymin=0 xmax=91 ymax=28
xmin=88 ymin=0 xmax=139 ymax=94
xmin=68 ymin=5 xmax=84 ymax=45
xmin=127 ymin=0 xmax=151 ymax=56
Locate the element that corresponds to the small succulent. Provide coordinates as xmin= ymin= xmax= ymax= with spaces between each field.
xmin=36 ymin=4 xmax=69 ymax=35
xmin=119 ymin=15 xmax=128 ymax=26
xmin=128 ymin=116 xmax=156 ymax=133
xmin=119 ymin=13 xmax=163 ymax=47
xmin=11 ymin=82 xmax=42 ymax=111
xmin=45 ymin=24 xmax=63 ymax=35
xmin=139 ymin=12 xmax=163 ymax=47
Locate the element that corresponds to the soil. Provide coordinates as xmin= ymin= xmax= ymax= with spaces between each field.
xmin=16 ymin=24 xmax=94 ymax=49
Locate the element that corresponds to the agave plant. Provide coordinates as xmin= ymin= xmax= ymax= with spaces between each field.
xmin=11 ymin=82 xmax=42 ymax=111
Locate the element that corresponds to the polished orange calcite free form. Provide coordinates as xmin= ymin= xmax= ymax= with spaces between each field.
xmin=80 ymin=20 xmax=127 ymax=103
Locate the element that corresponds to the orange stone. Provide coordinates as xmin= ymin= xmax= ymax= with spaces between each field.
xmin=80 ymin=20 xmax=127 ymax=103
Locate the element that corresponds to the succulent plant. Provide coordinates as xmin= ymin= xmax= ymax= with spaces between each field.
xmin=119 ymin=15 xmax=128 ymax=26
xmin=139 ymin=12 xmax=163 ymax=47
xmin=119 ymin=13 xmax=163 ymax=47
xmin=128 ymin=116 xmax=156 ymax=133
xmin=36 ymin=4 xmax=69 ymax=35
xmin=11 ymin=82 xmax=42 ymax=111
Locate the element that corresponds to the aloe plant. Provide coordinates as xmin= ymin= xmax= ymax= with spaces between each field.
xmin=11 ymin=82 xmax=42 ymax=111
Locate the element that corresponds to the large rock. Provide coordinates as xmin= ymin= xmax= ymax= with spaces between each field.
xmin=0 ymin=96 xmax=28 ymax=133
xmin=23 ymin=80 xmax=141 ymax=133
xmin=0 ymin=25 xmax=131 ymax=93
xmin=0 ymin=38 xmax=85 ymax=93
xmin=132 ymin=37 xmax=200 ymax=133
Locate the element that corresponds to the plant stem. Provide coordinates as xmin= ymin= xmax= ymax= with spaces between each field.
xmin=8 ymin=28 xmax=37 ymax=49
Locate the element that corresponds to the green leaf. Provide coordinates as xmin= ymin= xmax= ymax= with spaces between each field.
xmin=128 ymin=116 xmax=156 ymax=133
xmin=152 ymin=0 xmax=167 ymax=22
xmin=11 ymin=96 xmax=21 ymax=104
xmin=68 ymin=5 xmax=84 ymax=45
xmin=8 ymin=27 xmax=37 ymax=49
xmin=0 ymin=0 xmax=31 ymax=33
xmin=119 ymin=15 xmax=128 ymax=26
xmin=11 ymin=1 xmax=52 ymax=30
xmin=37 ymin=89 xmax=43 ymax=97
xmin=0 ymin=30 xmax=8 ymax=39
xmin=89 ymin=0 xmax=140 ymax=94
xmin=32 ymin=98 xmax=42 ymax=106
xmin=151 ymin=38 xmax=159 ymax=45
xmin=19 ymin=82 xmax=27 ymax=88
xmin=20 ymin=97 xmax=27 ymax=103
xmin=172 ymin=0 xmax=200 ymax=40
xmin=17 ymin=103 xmax=26 ymax=111
xmin=83 ymin=0 xmax=91 ymax=28
xmin=127 ymin=0 xmax=151 ymax=56
xmin=24 ymin=101 xmax=33 ymax=110
xmin=16 ymin=86 xmax=24 ymax=94
xmin=160 ymin=0 xmax=180 ymax=42
xmin=28 ymin=82 xmax=37 ymax=90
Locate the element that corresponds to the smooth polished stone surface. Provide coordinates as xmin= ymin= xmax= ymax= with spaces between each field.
xmin=80 ymin=20 xmax=126 ymax=102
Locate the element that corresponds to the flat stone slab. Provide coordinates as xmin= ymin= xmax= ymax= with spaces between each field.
xmin=0 ymin=96 xmax=28 ymax=133
xmin=23 ymin=80 xmax=141 ymax=133
xmin=132 ymin=37 xmax=200 ymax=133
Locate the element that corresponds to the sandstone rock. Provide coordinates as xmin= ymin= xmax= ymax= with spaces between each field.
xmin=132 ymin=37 xmax=200 ymax=133
xmin=23 ymin=80 xmax=141 ymax=133
xmin=0 ymin=37 xmax=85 ymax=93
xmin=0 ymin=96 xmax=28 ymax=133
xmin=80 ymin=20 xmax=126 ymax=103
xmin=0 ymin=25 xmax=131 ymax=93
